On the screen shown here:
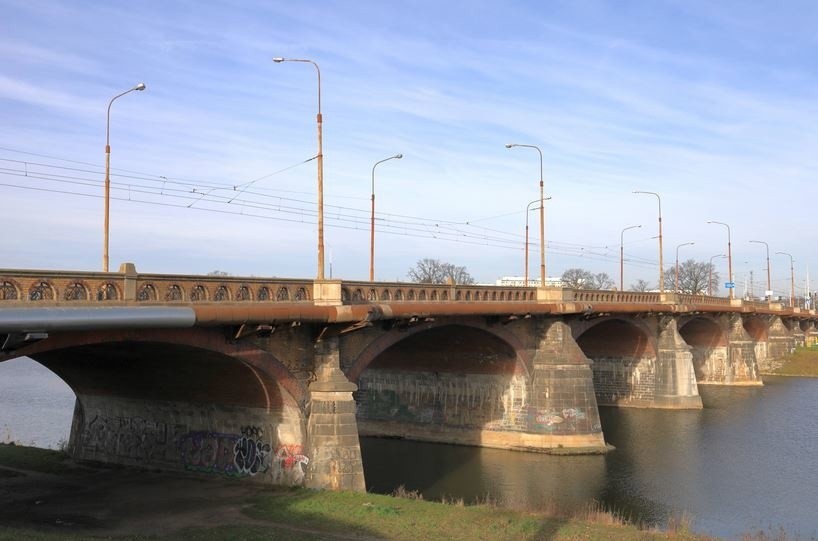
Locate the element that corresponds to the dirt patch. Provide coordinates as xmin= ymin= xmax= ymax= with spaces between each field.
xmin=0 ymin=462 xmax=282 ymax=537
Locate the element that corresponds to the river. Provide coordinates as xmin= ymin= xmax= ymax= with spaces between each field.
xmin=1 ymin=356 xmax=816 ymax=538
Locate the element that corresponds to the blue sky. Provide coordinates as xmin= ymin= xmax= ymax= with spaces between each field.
xmin=2 ymin=0 xmax=817 ymax=297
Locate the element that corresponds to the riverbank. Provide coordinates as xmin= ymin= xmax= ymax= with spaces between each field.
xmin=764 ymin=347 xmax=818 ymax=377
xmin=0 ymin=443 xmax=711 ymax=541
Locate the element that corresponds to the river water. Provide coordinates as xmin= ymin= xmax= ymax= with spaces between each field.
xmin=1 ymin=356 xmax=816 ymax=538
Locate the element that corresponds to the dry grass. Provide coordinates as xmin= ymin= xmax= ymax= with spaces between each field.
xmin=769 ymin=347 xmax=818 ymax=376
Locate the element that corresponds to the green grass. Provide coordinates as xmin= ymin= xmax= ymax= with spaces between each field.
xmin=241 ymin=488 xmax=708 ymax=541
xmin=0 ymin=446 xmax=714 ymax=541
xmin=0 ymin=443 xmax=73 ymax=475
xmin=769 ymin=346 xmax=818 ymax=376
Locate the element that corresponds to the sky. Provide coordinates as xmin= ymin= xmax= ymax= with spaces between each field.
xmin=1 ymin=0 xmax=817 ymax=297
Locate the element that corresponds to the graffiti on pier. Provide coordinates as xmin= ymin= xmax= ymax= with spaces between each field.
xmin=233 ymin=426 xmax=272 ymax=476
xmin=179 ymin=430 xmax=240 ymax=475
xmin=83 ymin=414 xmax=175 ymax=462
xmin=271 ymin=444 xmax=309 ymax=485
xmin=179 ymin=426 xmax=272 ymax=478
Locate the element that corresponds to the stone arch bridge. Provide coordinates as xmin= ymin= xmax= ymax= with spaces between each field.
xmin=1 ymin=265 xmax=815 ymax=492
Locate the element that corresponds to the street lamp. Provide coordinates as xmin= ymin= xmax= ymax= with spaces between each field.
xmin=273 ymin=57 xmax=326 ymax=280
xmin=103 ymin=82 xmax=146 ymax=272
xmin=634 ymin=191 xmax=663 ymax=293
xmin=776 ymin=251 xmax=795 ymax=307
xmin=523 ymin=197 xmax=551 ymax=286
xmin=675 ymin=241 xmax=695 ymax=293
xmin=707 ymin=221 xmax=733 ymax=299
xmin=619 ymin=225 xmax=642 ymax=291
xmin=506 ymin=143 xmax=546 ymax=286
xmin=708 ymin=254 xmax=727 ymax=296
xmin=749 ymin=240 xmax=771 ymax=300
xmin=369 ymin=154 xmax=403 ymax=281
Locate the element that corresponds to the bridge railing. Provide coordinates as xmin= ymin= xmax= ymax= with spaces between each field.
xmin=339 ymin=281 xmax=538 ymax=303
xmin=0 ymin=268 xmax=314 ymax=304
xmin=0 ymin=268 xmax=811 ymax=318
xmin=677 ymin=293 xmax=733 ymax=306
xmin=571 ymin=289 xmax=662 ymax=303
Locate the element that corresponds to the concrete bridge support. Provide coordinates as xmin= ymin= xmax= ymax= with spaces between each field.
xmin=304 ymin=337 xmax=365 ymax=491
xmin=654 ymin=319 xmax=701 ymax=408
xmin=350 ymin=319 xmax=606 ymax=454
xmin=761 ymin=316 xmax=796 ymax=373
xmin=578 ymin=317 xmax=701 ymax=409
xmin=724 ymin=315 xmax=763 ymax=385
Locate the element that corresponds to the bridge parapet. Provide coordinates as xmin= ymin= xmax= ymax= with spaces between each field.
xmin=572 ymin=289 xmax=662 ymax=304
xmin=339 ymin=280 xmax=537 ymax=304
xmin=0 ymin=266 xmax=314 ymax=305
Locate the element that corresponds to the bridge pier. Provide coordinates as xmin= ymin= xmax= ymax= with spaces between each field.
xmin=527 ymin=320 xmax=606 ymax=452
xmin=722 ymin=315 xmax=763 ymax=385
xmin=761 ymin=316 xmax=796 ymax=373
xmin=655 ymin=319 xmax=702 ymax=408
xmin=304 ymin=336 xmax=366 ymax=491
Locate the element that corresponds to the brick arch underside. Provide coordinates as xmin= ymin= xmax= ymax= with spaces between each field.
xmin=350 ymin=323 xmax=536 ymax=444
xmin=347 ymin=321 xmax=529 ymax=382
xmin=679 ymin=317 xmax=727 ymax=348
xmin=574 ymin=318 xmax=655 ymax=358
xmin=21 ymin=328 xmax=305 ymax=410
xmin=743 ymin=317 xmax=768 ymax=342
xmin=574 ymin=318 xmax=658 ymax=407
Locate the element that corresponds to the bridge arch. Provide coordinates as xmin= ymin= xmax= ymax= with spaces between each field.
xmin=678 ymin=316 xmax=728 ymax=383
xmin=346 ymin=320 xmax=530 ymax=382
xmin=572 ymin=317 xmax=658 ymax=407
xmin=571 ymin=316 xmax=656 ymax=356
xmin=347 ymin=320 xmax=534 ymax=450
xmin=743 ymin=317 xmax=768 ymax=342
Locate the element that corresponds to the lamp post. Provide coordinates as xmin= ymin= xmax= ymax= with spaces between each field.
xmin=369 ymin=154 xmax=403 ymax=281
xmin=523 ymin=197 xmax=551 ymax=286
xmin=634 ymin=191 xmax=663 ymax=293
xmin=776 ymin=251 xmax=795 ymax=307
xmin=103 ymin=82 xmax=146 ymax=272
xmin=749 ymin=240 xmax=771 ymax=300
xmin=675 ymin=241 xmax=695 ymax=293
xmin=707 ymin=221 xmax=733 ymax=299
xmin=708 ymin=254 xmax=726 ymax=296
xmin=273 ymin=57 xmax=326 ymax=280
xmin=506 ymin=143 xmax=546 ymax=286
xmin=619 ymin=225 xmax=642 ymax=291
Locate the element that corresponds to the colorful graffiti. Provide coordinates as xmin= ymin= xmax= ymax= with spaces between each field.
xmin=271 ymin=444 xmax=309 ymax=485
xmin=179 ymin=426 xmax=272 ymax=478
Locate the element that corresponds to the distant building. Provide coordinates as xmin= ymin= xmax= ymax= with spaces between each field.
xmin=495 ymin=276 xmax=564 ymax=287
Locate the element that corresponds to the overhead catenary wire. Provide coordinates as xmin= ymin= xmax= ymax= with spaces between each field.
xmin=0 ymin=148 xmax=662 ymax=270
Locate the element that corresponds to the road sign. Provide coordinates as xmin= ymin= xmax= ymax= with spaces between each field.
xmin=725 ymin=282 xmax=735 ymax=289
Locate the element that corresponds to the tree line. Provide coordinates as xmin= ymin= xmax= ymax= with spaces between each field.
xmin=405 ymin=258 xmax=721 ymax=295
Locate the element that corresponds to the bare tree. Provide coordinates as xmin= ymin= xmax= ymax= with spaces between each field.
xmin=561 ymin=268 xmax=590 ymax=289
xmin=629 ymin=279 xmax=652 ymax=292
xmin=588 ymin=272 xmax=614 ymax=290
xmin=560 ymin=268 xmax=613 ymax=290
xmin=664 ymin=259 xmax=719 ymax=295
xmin=407 ymin=258 xmax=475 ymax=285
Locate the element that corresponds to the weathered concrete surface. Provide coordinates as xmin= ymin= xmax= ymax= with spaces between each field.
xmin=576 ymin=317 xmax=701 ymax=409
xmin=304 ymin=337 xmax=365 ymax=491
xmin=2 ymin=302 xmax=810 ymax=491
xmin=354 ymin=320 xmax=606 ymax=453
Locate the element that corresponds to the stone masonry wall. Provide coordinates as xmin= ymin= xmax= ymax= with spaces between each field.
xmin=69 ymin=394 xmax=307 ymax=485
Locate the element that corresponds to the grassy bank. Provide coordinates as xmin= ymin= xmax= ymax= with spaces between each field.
xmin=0 ymin=444 xmax=713 ymax=541
xmin=767 ymin=346 xmax=818 ymax=377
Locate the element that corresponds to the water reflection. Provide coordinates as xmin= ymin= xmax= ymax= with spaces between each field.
xmin=362 ymin=378 xmax=818 ymax=538
xmin=361 ymin=437 xmax=606 ymax=510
